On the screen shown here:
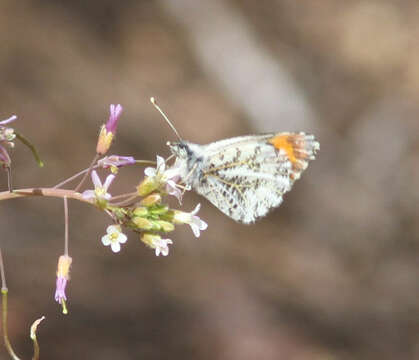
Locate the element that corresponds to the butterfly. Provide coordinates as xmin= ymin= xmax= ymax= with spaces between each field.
xmin=152 ymin=98 xmax=320 ymax=224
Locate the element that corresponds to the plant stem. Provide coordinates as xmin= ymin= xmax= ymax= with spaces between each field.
xmin=0 ymin=249 xmax=21 ymax=360
xmin=74 ymin=153 xmax=99 ymax=192
xmin=0 ymin=188 xmax=92 ymax=203
xmin=53 ymin=165 xmax=99 ymax=189
xmin=63 ymin=196 xmax=69 ymax=256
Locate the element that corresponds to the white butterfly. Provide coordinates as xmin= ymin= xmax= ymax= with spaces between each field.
xmin=151 ymin=97 xmax=319 ymax=224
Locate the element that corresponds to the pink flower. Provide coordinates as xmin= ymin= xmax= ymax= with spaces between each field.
xmin=96 ymin=104 xmax=123 ymax=155
xmin=105 ymin=104 xmax=123 ymax=134
xmin=54 ymin=255 xmax=72 ymax=314
xmin=0 ymin=115 xmax=17 ymax=126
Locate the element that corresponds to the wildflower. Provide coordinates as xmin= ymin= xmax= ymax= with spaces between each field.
xmin=82 ymin=170 xmax=115 ymax=207
xmin=173 ymin=203 xmax=208 ymax=238
xmin=96 ymin=104 xmax=123 ymax=155
xmin=0 ymin=115 xmax=17 ymax=126
xmin=141 ymin=233 xmax=173 ymax=256
xmin=97 ymin=155 xmax=135 ymax=171
xmin=101 ymin=225 xmax=127 ymax=253
xmin=55 ymin=255 xmax=72 ymax=314
xmin=0 ymin=115 xmax=17 ymax=147
xmin=0 ymin=145 xmax=11 ymax=168
xmin=139 ymin=156 xmax=183 ymax=202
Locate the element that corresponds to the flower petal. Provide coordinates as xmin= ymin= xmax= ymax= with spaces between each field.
xmin=91 ymin=170 xmax=102 ymax=188
xmin=119 ymin=233 xmax=128 ymax=244
xmin=102 ymin=235 xmax=111 ymax=246
xmin=144 ymin=167 xmax=156 ymax=177
xmin=103 ymin=174 xmax=116 ymax=190
xmin=156 ymin=155 xmax=165 ymax=172
xmin=111 ymin=242 xmax=121 ymax=253
xmin=82 ymin=190 xmax=96 ymax=200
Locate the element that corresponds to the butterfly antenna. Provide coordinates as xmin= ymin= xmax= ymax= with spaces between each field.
xmin=150 ymin=97 xmax=182 ymax=141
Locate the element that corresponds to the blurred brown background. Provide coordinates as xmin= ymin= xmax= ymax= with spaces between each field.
xmin=1 ymin=0 xmax=418 ymax=359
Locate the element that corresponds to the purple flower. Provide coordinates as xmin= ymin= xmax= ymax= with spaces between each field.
xmin=106 ymin=104 xmax=123 ymax=134
xmin=96 ymin=104 xmax=123 ymax=155
xmin=98 ymin=155 xmax=135 ymax=169
xmin=0 ymin=115 xmax=17 ymax=126
xmin=54 ymin=255 xmax=72 ymax=313
xmin=55 ymin=276 xmax=68 ymax=304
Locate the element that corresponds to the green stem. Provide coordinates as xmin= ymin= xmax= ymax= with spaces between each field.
xmin=2 ymin=289 xmax=20 ymax=360
xmin=14 ymin=131 xmax=44 ymax=168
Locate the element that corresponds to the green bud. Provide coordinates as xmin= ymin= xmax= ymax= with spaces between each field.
xmin=132 ymin=217 xmax=153 ymax=230
xmin=150 ymin=205 xmax=169 ymax=215
xmin=132 ymin=207 xmax=148 ymax=217
xmin=140 ymin=193 xmax=162 ymax=206
xmin=137 ymin=177 xmax=159 ymax=196
xmin=156 ymin=220 xmax=175 ymax=232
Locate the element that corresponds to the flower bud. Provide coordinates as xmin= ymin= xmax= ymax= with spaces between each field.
xmin=132 ymin=217 xmax=153 ymax=230
xmin=140 ymin=193 xmax=162 ymax=207
xmin=132 ymin=207 xmax=148 ymax=217
xmin=156 ymin=220 xmax=175 ymax=232
xmin=137 ymin=177 xmax=159 ymax=196
xmin=96 ymin=104 xmax=123 ymax=155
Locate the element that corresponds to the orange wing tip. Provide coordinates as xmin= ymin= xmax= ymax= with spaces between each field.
xmin=268 ymin=132 xmax=319 ymax=169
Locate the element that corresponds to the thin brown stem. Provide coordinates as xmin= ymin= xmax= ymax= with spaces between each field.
xmin=110 ymin=192 xmax=138 ymax=201
xmin=53 ymin=165 xmax=99 ymax=189
xmin=63 ymin=196 xmax=69 ymax=256
xmin=110 ymin=194 xmax=139 ymax=207
xmin=74 ymin=153 xmax=99 ymax=192
xmin=6 ymin=167 xmax=12 ymax=193
xmin=0 ymin=188 xmax=92 ymax=203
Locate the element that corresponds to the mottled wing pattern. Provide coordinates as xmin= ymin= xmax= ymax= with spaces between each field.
xmin=194 ymin=133 xmax=319 ymax=223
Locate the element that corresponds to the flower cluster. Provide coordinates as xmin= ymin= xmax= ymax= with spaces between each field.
xmin=77 ymin=104 xmax=208 ymax=259
xmin=0 ymin=103 xmax=211 ymax=314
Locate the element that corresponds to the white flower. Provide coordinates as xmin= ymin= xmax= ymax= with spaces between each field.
xmin=82 ymin=170 xmax=115 ymax=201
xmin=173 ymin=203 xmax=208 ymax=238
xmin=101 ymin=225 xmax=127 ymax=253
xmin=144 ymin=156 xmax=184 ymax=203
xmin=153 ymin=238 xmax=173 ymax=256
xmin=141 ymin=233 xmax=173 ymax=256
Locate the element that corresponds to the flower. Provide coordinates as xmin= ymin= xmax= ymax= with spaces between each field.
xmin=141 ymin=233 xmax=173 ymax=256
xmin=0 ymin=145 xmax=11 ymax=168
xmin=141 ymin=156 xmax=184 ymax=202
xmin=96 ymin=104 xmax=123 ymax=155
xmin=173 ymin=203 xmax=208 ymax=237
xmin=98 ymin=155 xmax=135 ymax=169
xmin=82 ymin=170 xmax=115 ymax=205
xmin=0 ymin=115 xmax=17 ymax=126
xmin=106 ymin=104 xmax=123 ymax=134
xmin=101 ymin=225 xmax=127 ymax=253
xmin=55 ymin=255 xmax=72 ymax=314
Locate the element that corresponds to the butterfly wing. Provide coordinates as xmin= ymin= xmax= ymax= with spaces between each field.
xmin=194 ymin=132 xmax=319 ymax=223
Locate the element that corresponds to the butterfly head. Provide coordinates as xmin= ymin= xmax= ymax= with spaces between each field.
xmin=167 ymin=141 xmax=190 ymax=159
